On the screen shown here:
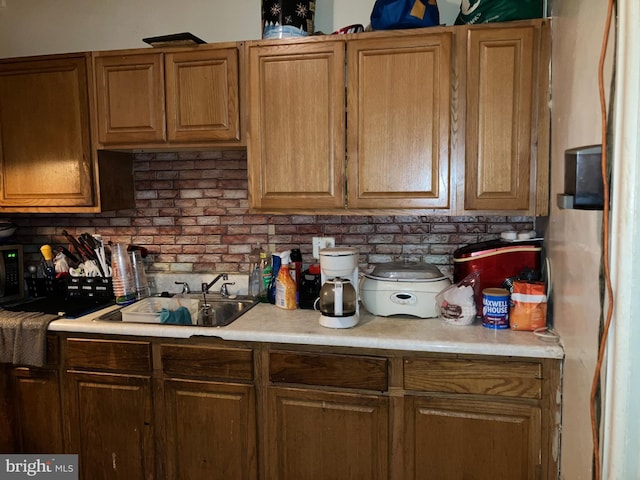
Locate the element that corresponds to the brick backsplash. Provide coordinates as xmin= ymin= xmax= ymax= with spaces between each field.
xmin=4 ymin=150 xmax=534 ymax=278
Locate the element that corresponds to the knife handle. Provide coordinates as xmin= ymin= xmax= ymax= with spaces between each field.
xmin=58 ymin=246 xmax=80 ymax=264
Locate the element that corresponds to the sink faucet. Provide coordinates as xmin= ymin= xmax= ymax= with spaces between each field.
xmin=202 ymin=273 xmax=235 ymax=297
xmin=202 ymin=273 xmax=227 ymax=294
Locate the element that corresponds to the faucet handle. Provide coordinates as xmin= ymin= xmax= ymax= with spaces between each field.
xmin=220 ymin=281 xmax=235 ymax=297
xmin=174 ymin=281 xmax=191 ymax=294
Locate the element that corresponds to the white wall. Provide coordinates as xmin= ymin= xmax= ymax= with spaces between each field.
xmin=0 ymin=0 xmax=462 ymax=58
xmin=547 ymin=0 xmax=612 ymax=477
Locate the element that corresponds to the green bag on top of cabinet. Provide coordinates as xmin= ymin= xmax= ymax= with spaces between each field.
xmin=454 ymin=0 xmax=544 ymax=25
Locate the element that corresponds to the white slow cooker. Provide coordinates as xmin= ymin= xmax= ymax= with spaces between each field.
xmin=359 ymin=261 xmax=451 ymax=318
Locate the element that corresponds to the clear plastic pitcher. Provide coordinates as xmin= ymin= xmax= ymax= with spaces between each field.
xmin=130 ymin=250 xmax=150 ymax=299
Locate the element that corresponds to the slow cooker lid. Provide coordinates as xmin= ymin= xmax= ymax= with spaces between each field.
xmin=364 ymin=261 xmax=445 ymax=282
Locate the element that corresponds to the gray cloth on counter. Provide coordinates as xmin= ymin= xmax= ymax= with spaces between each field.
xmin=0 ymin=309 xmax=59 ymax=367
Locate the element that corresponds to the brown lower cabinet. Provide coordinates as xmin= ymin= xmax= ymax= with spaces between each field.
xmin=11 ymin=334 xmax=559 ymax=480
xmin=63 ymin=338 xmax=155 ymax=480
xmin=156 ymin=343 xmax=257 ymax=480
xmin=404 ymin=395 xmax=541 ymax=479
xmin=0 ymin=366 xmax=65 ymax=454
xmin=65 ymin=371 xmax=154 ymax=480
xmin=11 ymin=367 xmax=65 ymax=454
xmin=264 ymin=350 xmax=390 ymax=480
xmin=0 ymin=335 xmax=64 ymax=454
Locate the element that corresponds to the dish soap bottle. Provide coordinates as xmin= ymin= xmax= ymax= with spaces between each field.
xmin=275 ymin=250 xmax=297 ymax=310
xmin=258 ymin=249 xmax=271 ymax=303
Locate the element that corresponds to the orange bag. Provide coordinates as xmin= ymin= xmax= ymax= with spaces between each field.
xmin=509 ymin=280 xmax=547 ymax=331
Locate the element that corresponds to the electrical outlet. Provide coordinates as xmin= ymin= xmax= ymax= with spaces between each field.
xmin=312 ymin=237 xmax=335 ymax=258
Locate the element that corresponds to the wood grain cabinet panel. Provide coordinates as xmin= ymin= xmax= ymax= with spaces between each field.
xmin=248 ymin=20 xmax=550 ymax=214
xmin=65 ymin=338 xmax=151 ymax=373
xmin=247 ymin=32 xmax=452 ymax=213
xmin=160 ymin=379 xmax=257 ymax=480
xmin=347 ymin=33 xmax=452 ymax=209
xmin=47 ymin=335 xmax=559 ymax=480
xmin=463 ymin=22 xmax=549 ymax=213
xmin=94 ymin=44 xmax=241 ymax=148
xmin=0 ymin=53 xmax=135 ymax=212
xmin=269 ymin=350 xmax=388 ymax=391
xmin=94 ymin=53 xmax=166 ymax=144
xmin=64 ymin=371 xmax=154 ymax=480
xmin=266 ymin=387 xmax=389 ymax=480
xmin=247 ymin=40 xmax=346 ymax=211
xmin=404 ymin=395 xmax=541 ymax=480
xmin=160 ymin=344 xmax=253 ymax=381
xmin=10 ymin=367 xmax=64 ymax=454
xmin=404 ymin=356 xmax=542 ymax=399
xmin=165 ymin=48 xmax=240 ymax=143
xmin=0 ymin=54 xmax=93 ymax=208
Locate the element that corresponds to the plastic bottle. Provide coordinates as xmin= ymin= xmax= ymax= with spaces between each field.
xmin=290 ymin=248 xmax=303 ymax=304
xmin=275 ymin=250 xmax=297 ymax=310
xmin=248 ymin=243 xmax=265 ymax=299
xmin=257 ymin=250 xmax=270 ymax=302
xmin=267 ymin=253 xmax=281 ymax=304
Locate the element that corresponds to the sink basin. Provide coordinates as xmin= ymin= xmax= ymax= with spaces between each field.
xmin=197 ymin=297 xmax=259 ymax=327
xmin=94 ymin=295 xmax=259 ymax=327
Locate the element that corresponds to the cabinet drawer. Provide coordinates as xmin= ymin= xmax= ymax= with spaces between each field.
xmin=65 ymin=338 xmax=151 ymax=373
xmin=404 ymin=357 xmax=541 ymax=399
xmin=160 ymin=344 xmax=253 ymax=381
xmin=269 ymin=350 xmax=388 ymax=391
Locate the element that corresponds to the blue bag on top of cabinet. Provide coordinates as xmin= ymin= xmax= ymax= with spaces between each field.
xmin=370 ymin=0 xmax=440 ymax=30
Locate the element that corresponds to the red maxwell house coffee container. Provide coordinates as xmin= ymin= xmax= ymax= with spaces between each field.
xmin=453 ymin=239 xmax=542 ymax=313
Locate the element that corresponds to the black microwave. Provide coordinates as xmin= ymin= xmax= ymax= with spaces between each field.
xmin=0 ymin=244 xmax=24 ymax=303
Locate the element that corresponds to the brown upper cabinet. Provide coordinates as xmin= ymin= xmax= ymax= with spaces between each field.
xmin=247 ymin=40 xmax=347 ymax=211
xmin=0 ymin=53 xmax=134 ymax=212
xmin=348 ymin=33 xmax=452 ymax=211
xmin=247 ymin=19 xmax=550 ymax=215
xmin=247 ymin=32 xmax=452 ymax=213
xmin=93 ymin=43 xmax=242 ymax=148
xmin=461 ymin=20 xmax=550 ymax=214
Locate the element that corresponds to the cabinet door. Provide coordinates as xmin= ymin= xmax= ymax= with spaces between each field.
xmin=347 ymin=33 xmax=452 ymax=210
xmin=11 ymin=367 xmax=65 ymax=453
xmin=94 ymin=52 xmax=166 ymax=144
xmin=247 ymin=41 xmax=346 ymax=211
xmin=265 ymin=387 xmax=388 ymax=480
xmin=160 ymin=379 xmax=256 ymax=480
xmin=165 ymin=48 xmax=240 ymax=143
xmin=64 ymin=371 xmax=154 ymax=480
xmin=464 ymin=24 xmax=540 ymax=211
xmin=405 ymin=395 xmax=541 ymax=480
xmin=0 ymin=55 xmax=94 ymax=207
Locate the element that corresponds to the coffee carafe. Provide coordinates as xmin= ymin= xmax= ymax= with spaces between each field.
xmin=317 ymin=247 xmax=359 ymax=328
xmin=317 ymin=277 xmax=357 ymax=317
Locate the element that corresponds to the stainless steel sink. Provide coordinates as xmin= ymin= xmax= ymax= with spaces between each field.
xmin=197 ymin=297 xmax=259 ymax=327
xmin=94 ymin=295 xmax=259 ymax=327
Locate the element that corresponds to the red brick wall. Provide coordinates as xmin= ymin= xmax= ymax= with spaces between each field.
xmin=5 ymin=150 xmax=534 ymax=277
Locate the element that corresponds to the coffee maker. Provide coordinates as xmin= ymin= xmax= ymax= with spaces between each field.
xmin=317 ymin=247 xmax=359 ymax=328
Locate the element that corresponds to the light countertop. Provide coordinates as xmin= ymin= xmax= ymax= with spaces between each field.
xmin=48 ymin=303 xmax=564 ymax=359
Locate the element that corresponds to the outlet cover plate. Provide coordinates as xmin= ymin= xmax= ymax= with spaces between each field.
xmin=312 ymin=237 xmax=335 ymax=258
